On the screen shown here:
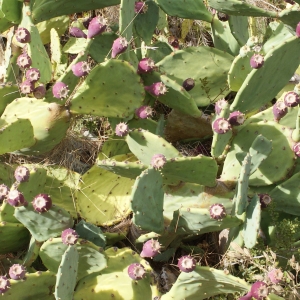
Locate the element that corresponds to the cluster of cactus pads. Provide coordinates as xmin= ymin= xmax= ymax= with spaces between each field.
xmin=0 ymin=0 xmax=300 ymax=299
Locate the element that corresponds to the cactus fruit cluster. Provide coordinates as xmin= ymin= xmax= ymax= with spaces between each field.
xmin=0 ymin=0 xmax=299 ymax=299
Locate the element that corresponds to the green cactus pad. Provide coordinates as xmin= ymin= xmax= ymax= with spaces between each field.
xmin=119 ymin=0 xmax=135 ymax=43
xmin=0 ymin=162 xmax=14 ymax=185
xmin=76 ymin=165 xmax=134 ymax=226
xmin=70 ymin=59 xmax=144 ymax=118
xmin=23 ymin=236 xmax=43 ymax=267
xmin=131 ymin=168 xmax=164 ymax=233
xmin=161 ymin=266 xmax=249 ymax=300
xmin=228 ymin=16 xmax=249 ymax=46
xmin=156 ymin=0 xmax=212 ymax=22
xmin=40 ymin=238 xmax=107 ymax=281
xmin=156 ymin=47 xmax=233 ymax=106
xmin=0 ymin=83 xmax=19 ymax=115
xmin=14 ymin=203 xmax=74 ymax=242
xmin=211 ymin=129 xmax=233 ymax=159
xmin=145 ymin=41 xmax=173 ymax=63
xmin=99 ymin=138 xmax=130 ymax=159
xmin=62 ymin=37 xmax=89 ymax=54
xmin=279 ymin=4 xmax=300 ymax=28
xmin=0 ymin=0 xmax=22 ymax=23
xmin=55 ymin=245 xmax=79 ymax=300
xmin=128 ymin=117 xmax=158 ymax=134
xmin=0 ymin=199 xmax=18 ymax=223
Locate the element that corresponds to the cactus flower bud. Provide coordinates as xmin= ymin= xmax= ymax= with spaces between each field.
xmin=228 ymin=111 xmax=245 ymax=126
xmin=137 ymin=58 xmax=155 ymax=74
xmin=293 ymin=143 xmax=300 ymax=157
xmin=20 ymin=80 xmax=34 ymax=94
xmin=9 ymin=264 xmax=26 ymax=280
xmin=52 ymin=82 xmax=69 ymax=99
xmin=250 ymin=54 xmax=264 ymax=69
xmin=7 ymin=190 xmax=26 ymax=207
xmin=177 ymin=256 xmax=196 ymax=273
xmin=14 ymin=166 xmax=30 ymax=182
xmin=272 ymin=101 xmax=287 ymax=121
xmin=140 ymin=239 xmax=161 ymax=258
xmin=115 ymin=122 xmax=129 ymax=137
xmin=87 ymin=16 xmax=107 ymax=39
xmin=135 ymin=105 xmax=153 ymax=119
xmin=25 ymin=68 xmax=40 ymax=83
xmin=128 ymin=263 xmax=146 ymax=280
xmin=17 ymin=53 xmax=32 ymax=69
xmin=259 ymin=194 xmax=272 ymax=209
xmin=112 ymin=37 xmax=128 ymax=58
xmin=182 ymin=78 xmax=195 ymax=91
xmin=0 ymin=184 xmax=9 ymax=201
xmin=144 ymin=82 xmax=167 ymax=97
xmin=212 ymin=118 xmax=231 ymax=134
xmin=69 ymin=27 xmax=87 ymax=39
xmin=284 ymin=91 xmax=300 ymax=107
xmin=71 ymin=61 xmax=91 ymax=77
xmin=151 ymin=154 xmax=167 ymax=170
xmin=215 ymin=98 xmax=228 ymax=115
xmin=32 ymin=194 xmax=52 ymax=213
xmin=33 ymin=85 xmax=46 ymax=99
xmin=267 ymin=268 xmax=283 ymax=284
xmin=61 ymin=228 xmax=79 ymax=245
xmin=209 ymin=203 xmax=226 ymax=220
xmin=135 ymin=2 xmax=148 ymax=14
xmin=15 ymin=27 xmax=31 ymax=43
xmin=0 ymin=276 xmax=10 ymax=294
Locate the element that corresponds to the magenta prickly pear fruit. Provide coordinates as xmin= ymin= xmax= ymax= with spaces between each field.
xmin=238 ymin=293 xmax=253 ymax=300
xmin=111 ymin=37 xmax=128 ymax=58
xmin=52 ymin=81 xmax=69 ymax=99
xmin=151 ymin=154 xmax=167 ymax=170
xmin=61 ymin=228 xmax=79 ymax=245
xmin=135 ymin=105 xmax=153 ymax=119
xmin=71 ymin=61 xmax=91 ymax=77
xmin=293 ymin=143 xmax=300 ymax=157
xmin=33 ymin=84 xmax=46 ymax=99
xmin=182 ymin=78 xmax=195 ymax=91
xmin=17 ymin=53 xmax=32 ymax=69
xmin=250 ymin=54 xmax=264 ymax=69
xmin=115 ymin=122 xmax=129 ymax=137
xmin=32 ymin=194 xmax=52 ymax=213
xmin=212 ymin=118 xmax=231 ymax=134
xmin=214 ymin=98 xmax=228 ymax=115
xmin=82 ymin=17 xmax=93 ymax=29
xmin=217 ymin=12 xmax=229 ymax=22
xmin=272 ymin=101 xmax=287 ymax=121
xmin=0 ymin=184 xmax=9 ymax=201
xmin=177 ymin=255 xmax=196 ymax=273
xmin=20 ymin=80 xmax=34 ymax=94
xmin=137 ymin=58 xmax=155 ymax=74
xmin=87 ymin=16 xmax=107 ymax=39
xmin=250 ymin=281 xmax=269 ymax=300
xmin=144 ymin=82 xmax=167 ymax=97
xmin=25 ymin=68 xmax=40 ymax=83
xmin=284 ymin=91 xmax=300 ymax=107
xmin=9 ymin=264 xmax=26 ymax=280
xmin=135 ymin=1 xmax=148 ymax=14
xmin=128 ymin=263 xmax=146 ymax=280
xmin=259 ymin=194 xmax=272 ymax=209
xmin=228 ymin=111 xmax=245 ymax=126
xmin=0 ymin=276 xmax=10 ymax=294
xmin=7 ymin=190 xmax=26 ymax=207
xmin=267 ymin=268 xmax=283 ymax=284
xmin=296 ymin=21 xmax=300 ymax=37
xmin=14 ymin=166 xmax=30 ymax=182
xmin=209 ymin=203 xmax=226 ymax=220
xmin=15 ymin=27 xmax=31 ymax=43
xmin=69 ymin=27 xmax=87 ymax=39
xmin=140 ymin=239 xmax=161 ymax=258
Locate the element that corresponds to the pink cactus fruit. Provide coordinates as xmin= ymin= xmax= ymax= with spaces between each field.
xmin=71 ymin=61 xmax=91 ymax=77
xmin=296 ymin=21 xmax=300 ymax=37
xmin=259 ymin=194 xmax=272 ymax=209
xmin=182 ymin=78 xmax=195 ymax=91
xmin=87 ymin=16 xmax=107 ymax=39
xmin=140 ymin=239 xmax=161 ymax=258
xmin=115 ymin=122 xmax=129 ymax=137
xmin=82 ymin=17 xmax=93 ymax=29
xmin=250 ymin=54 xmax=264 ymax=69
xmin=111 ymin=37 xmax=128 ymax=58
xmin=33 ymin=85 xmax=46 ymax=99
xmin=14 ymin=166 xmax=30 ymax=182
xmin=293 ymin=143 xmax=300 ymax=157
xmin=217 ymin=12 xmax=229 ymax=22
xmin=228 ymin=111 xmax=245 ymax=126
xmin=250 ymin=281 xmax=269 ymax=299
xmin=267 ymin=268 xmax=283 ymax=284
xmin=17 ymin=53 xmax=32 ymax=69
xmin=128 ymin=263 xmax=146 ymax=280
xmin=135 ymin=1 xmax=148 ymax=14
xmin=20 ymin=80 xmax=34 ymax=94
xmin=215 ymin=98 xmax=228 ymax=115
xmin=238 ymin=293 xmax=253 ymax=300
xmin=209 ymin=203 xmax=226 ymax=220
xmin=32 ymin=194 xmax=52 ymax=213
xmin=212 ymin=118 xmax=231 ymax=134
xmin=0 ymin=276 xmax=10 ymax=294
xmin=61 ymin=228 xmax=79 ymax=245
xmin=135 ymin=105 xmax=153 ymax=119
xmin=25 ymin=68 xmax=40 ymax=83
xmin=177 ymin=255 xmax=196 ymax=273
xmin=15 ymin=27 xmax=31 ymax=43
xmin=9 ymin=264 xmax=26 ymax=280
xmin=272 ymin=101 xmax=287 ymax=121
xmin=144 ymin=82 xmax=167 ymax=97
xmin=137 ymin=58 xmax=155 ymax=74
xmin=284 ymin=91 xmax=300 ymax=107
xmin=151 ymin=154 xmax=167 ymax=170
xmin=52 ymin=82 xmax=69 ymax=99
xmin=0 ymin=184 xmax=9 ymax=201
xmin=69 ymin=27 xmax=87 ymax=39
xmin=7 ymin=190 xmax=27 ymax=207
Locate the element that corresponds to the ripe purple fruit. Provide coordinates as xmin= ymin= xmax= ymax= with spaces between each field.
xmin=272 ymin=101 xmax=287 ymax=121
xmin=177 ymin=255 xmax=196 ymax=273
xmin=267 ymin=268 xmax=283 ymax=284
xmin=212 ymin=118 xmax=231 ymax=134
xmin=52 ymin=81 xmax=69 ymax=99
xmin=0 ymin=184 xmax=9 ymax=201
xmin=151 ymin=154 xmax=167 ymax=170
xmin=140 ymin=239 xmax=161 ymax=258
xmin=209 ymin=203 xmax=226 ymax=220
xmin=69 ymin=27 xmax=87 ymax=39
xmin=284 ymin=91 xmax=300 ymax=107
xmin=137 ymin=58 xmax=155 ymax=74
xmin=128 ymin=263 xmax=146 ymax=280
xmin=25 ymin=68 xmax=40 ymax=83
xmin=20 ymin=80 xmax=34 ymax=94
xmin=7 ymin=190 xmax=26 ymax=207
xmin=144 ymin=82 xmax=168 ymax=97
xmin=32 ymin=194 xmax=52 ymax=213
xmin=135 ymin=105 xmax=153 ymax=119
xmin=71 ymin=61 xmax=91 ymax=77
xmin=0 ymin=276 xmax=10 ymax=294
xmin=9 ymin=264 xmax=26 ymax=280
xmin=135 ymin=2 xmax=148 ymax=14
xmin=296 ymin=21 xmax=300 ymax=37
xmin=33 ymin=85 xmax=46 ymax=99
xmin=293 ymin=143 xmax=300 ymax=157
xmin=217 ymin=12 xmax=229 ymax=22
xmin=61 ymin=228 xmax=79 ymax=245
xmin=111 ymin=37 xmax=128 ymax=58
xmin=250 ymin=281 xmax=269 ymax=300
xmin=14 ymin=166 xmax=30 ymax=182
xmin=17 ymin=53 xmax=32 ymax=69
xmin=87 ymin=16 xmax=107 ymax=39
xmin=182 ymin=78 xmax=195 ymax=91
xmin=228 ymin=111 xmax=245 ymax=126
xmin=15 ymin=27 xmax=31 ymax=43
xmin=115 ymin=122 xmax=129 ymax=137
xmin=250 ymin=54 xmax=264 ymax=69
xmin=214 ymin=98 xmax=228 ymax=115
